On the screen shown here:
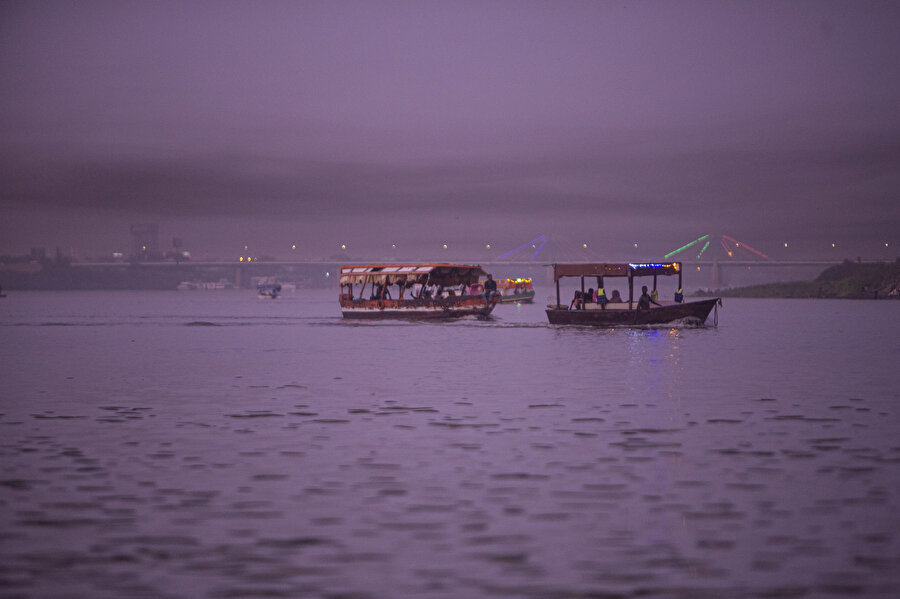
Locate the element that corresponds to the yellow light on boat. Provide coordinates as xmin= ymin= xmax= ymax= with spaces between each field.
xmin=443 ymin=244 xmax=448 ymax=249
xmin=291 ymin=244 xmax=296 ymax=250
xmin=341 ymin=244 xmax=346 ymax=250
xmin=784 ymin=242 xmax=788 ymax=247
xmin=392 ymin=244 xmax=396 ymax=249
xmin=831 ymin=243 xmax=835 ymax=248
xmin=247 ymin=257 xmax=252 ymax=262
xmin=239 ymin=256 xmax=243 ymax=262
xmin=697 ymin=266 xmax=701 ymax=271
xmin=886 ymin=243 xmax=890 ymax=247
xmin=633 ymin=243 xmax=638 ymax=248
xmin=582 ymin=243 xmax=588 ymax=249
xmin=244 ymin=245 xmax=248 ymax=250
xmin=486 ymin=244 xmax=491 ymax=249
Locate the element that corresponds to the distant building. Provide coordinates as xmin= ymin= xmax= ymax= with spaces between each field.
xmin=130 ymin=224 xmax=159 ymax=260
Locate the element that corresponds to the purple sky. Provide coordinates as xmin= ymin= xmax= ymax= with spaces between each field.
xmin=2 ymin=0 xmax=899 ymax=260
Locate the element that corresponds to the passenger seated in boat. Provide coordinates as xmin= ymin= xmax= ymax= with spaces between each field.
xmin=637 ymin=285 xmax=661 ymax=310
xmin=610 ymin=289 xmax=623 ymax=303
xmin=570 ymin=290 xmax=583 ymax=310
xmin=585 ymin=288 xmax=594 ymax=305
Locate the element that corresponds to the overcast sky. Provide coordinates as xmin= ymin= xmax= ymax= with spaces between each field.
xmin=2 ymin=0 xmax=899 ymax=260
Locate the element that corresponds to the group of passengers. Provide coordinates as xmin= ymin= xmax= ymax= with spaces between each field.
xmin=570 ymin=285 xmax=672 ymax=310
xmin=569 ymin=287 xmax=624 ymax=310
xmin=347 ymin=274 xmax=500 ymax=303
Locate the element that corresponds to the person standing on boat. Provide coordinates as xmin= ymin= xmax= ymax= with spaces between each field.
xmin=637 ymin=285 xmax=661 ymax=310
xmin=483 ymin=274 xmax=497 ymax=301
xmin=597 ymin=288 xmax=608 ymax=309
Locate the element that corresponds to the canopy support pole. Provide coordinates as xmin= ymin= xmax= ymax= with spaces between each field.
xmin=556 ymin=278 xmax=560 ymax=309
xmin=628 ymin=272 xmax=634 ymax=310
xmin=580 ymin=277 xmax=585 ymax=310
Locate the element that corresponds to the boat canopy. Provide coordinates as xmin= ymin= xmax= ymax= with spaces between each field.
xmin=553 ymin=262 xmax=680 ymax=281
xmin=340 ymin=264 xmax=487 ymax=286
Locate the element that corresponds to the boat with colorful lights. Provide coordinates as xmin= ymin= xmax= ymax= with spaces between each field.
xmin=339 ymin=264 xmax=500 ymax=319
xmin=496 ymin=277 xmax=535 ymax=303
xmin=545 ymin=262 xmax=720 ymax=326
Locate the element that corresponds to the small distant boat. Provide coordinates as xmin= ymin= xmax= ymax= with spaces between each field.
xmin=257 ymin=279 xmax=283 ymax=299
xmin=339 ymin=264 xmax=500 ymax=319
xmin=546 ymin=262 xmax=720 ymax=326
xmin=177 ymin=279 xmax=235 ymax=291
xmin=496 ymin=277 xmax=535 ymax=303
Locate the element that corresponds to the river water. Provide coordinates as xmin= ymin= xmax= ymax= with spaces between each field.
xmin=1 ymin=290 xmax=898 ymax=598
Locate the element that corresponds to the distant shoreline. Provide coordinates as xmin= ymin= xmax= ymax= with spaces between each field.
xmin=695 ymin=260 xmax=900 ymax=299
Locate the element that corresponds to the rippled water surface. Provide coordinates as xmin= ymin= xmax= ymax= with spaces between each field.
xmin=1 ymin=290 xmax=899 ymax=598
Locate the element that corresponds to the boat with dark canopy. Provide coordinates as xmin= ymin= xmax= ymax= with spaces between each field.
xmin=340 ymin=263 xmax=500 ymax=319
xmin=545 ymin=262 xmax=720 ymax=326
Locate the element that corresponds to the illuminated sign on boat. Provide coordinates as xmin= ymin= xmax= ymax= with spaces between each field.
xmin=628 ymin=262 xmax=679 ymax=272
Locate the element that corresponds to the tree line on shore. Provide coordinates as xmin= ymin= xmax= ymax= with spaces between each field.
xmin=697 ymin=259 xmax=900 ymax=299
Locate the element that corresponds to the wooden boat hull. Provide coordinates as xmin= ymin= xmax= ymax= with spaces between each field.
xmin=498 ymin=290 xmax=535 ymax=303
xmin=341 ymin=296 xmax=499 ymax=319
xmin=546 ymin=298 xmax=719 ymax=326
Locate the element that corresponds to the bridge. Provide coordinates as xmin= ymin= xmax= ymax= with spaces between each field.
xmin=63 ymin=257 xmax=857 ymax=290
xmin=52 ymin=233 xmax=885 ymax=290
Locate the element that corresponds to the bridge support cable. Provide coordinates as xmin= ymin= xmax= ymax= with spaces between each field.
xmin=721 ymin=234 xmax=770 ymax=260
xmin=498 ymin=235 xmax=546 ymax=260
xmin=663 ymin=235 xmax=709 ymax=259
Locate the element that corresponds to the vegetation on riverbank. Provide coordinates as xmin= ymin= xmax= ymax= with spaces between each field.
xmin=697 ymin=260 xmax=900 ymax=299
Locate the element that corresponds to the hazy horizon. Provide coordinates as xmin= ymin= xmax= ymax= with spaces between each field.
xmin=2 ymin=1 xmax=899 ymax=261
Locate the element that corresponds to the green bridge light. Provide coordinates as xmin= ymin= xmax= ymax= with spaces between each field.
xmin=664 ymin=235 xmax=709 ymax=259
